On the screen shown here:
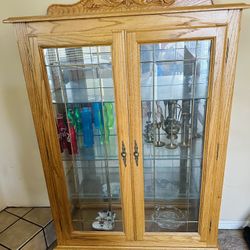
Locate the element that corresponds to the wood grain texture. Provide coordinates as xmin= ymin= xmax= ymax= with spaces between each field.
xmin=63 ymin=232 xmax=208 ymax=248
xmin=127 ymin=32 xmax=144 ymax=240
xmin=55 ymin=246 xmax=219 ymax=250
xmin=37 ymin=33 xmax=113 ymax=47
xmin=198 ymin=26 xmax=227 ymax=246
xmin=61 ymin=231 xmax=206 ymax=247
xmin=30 ymin=29 xmax=135 ymax=242
xmin=63 ymin=236 xmax=207 ymax=248
xmin=127 ymin=26 xmax=227 ymax=248
xmin=112 ymin=31 xmax=134 ymax=240
xmin=207 ymin=9 xmax=243 ymax=245
xmin=4 ymin=3 xmax=249 ymax=23
xmin=47 ymin=0 xmax=212 ymax=16
xmin=135 ymin=26 xmax=218 ymax=42
xmin=14 ymin=24 xmax=72 ymax=245
xmin=24 ymin=10 xmax=231 ymax=36
xmin=10 ymin=4 xmax=246 ymax=249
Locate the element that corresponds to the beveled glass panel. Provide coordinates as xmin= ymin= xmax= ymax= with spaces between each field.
xmin=140 ymin=40 xmax=211 ymax=232
xmin=43 ymin=46 xmax=123 ymax=232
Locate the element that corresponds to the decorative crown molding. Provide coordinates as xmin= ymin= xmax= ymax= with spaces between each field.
xmin=47 ymin=0 xmax=177 ymax=16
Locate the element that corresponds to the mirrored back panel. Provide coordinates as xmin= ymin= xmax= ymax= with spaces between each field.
xmin=140 ymin=40 xmax=211 ymax=232
xmin=43 ymin=46 xmax=123 ymax=232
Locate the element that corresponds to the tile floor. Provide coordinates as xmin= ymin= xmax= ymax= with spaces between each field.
xmin=0 ymin=207 xmax=56 ymax=250
xmin=0 ymin=207 xmax=249 ymax=250
xmin=219 ymin=230 xmax=249 ymax=250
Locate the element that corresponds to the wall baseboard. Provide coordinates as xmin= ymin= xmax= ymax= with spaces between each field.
xmin=219 ymin=220 xmax=249 ymax=229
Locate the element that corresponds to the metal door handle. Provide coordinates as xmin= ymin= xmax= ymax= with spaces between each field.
xmin=134 ymin=140 xmax=139 ymax=167
xmin=121 ymin=141 xmax=127 ymax=167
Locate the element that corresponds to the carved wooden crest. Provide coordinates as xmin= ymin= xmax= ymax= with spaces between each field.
xmin=48 ymin=0 xmax=176 ymax=16
xmin=47 ymin=0 xmax=213 ymax=16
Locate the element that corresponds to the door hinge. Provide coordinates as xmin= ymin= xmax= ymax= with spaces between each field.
xmin=226 ymin=38 xmax=230 ymax=63
xmin=216 ymin=144 xmax=220 ymax=161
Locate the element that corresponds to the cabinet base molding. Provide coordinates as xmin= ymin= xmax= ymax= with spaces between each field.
xmin=55 ymin=246 xmax=219 ymax=250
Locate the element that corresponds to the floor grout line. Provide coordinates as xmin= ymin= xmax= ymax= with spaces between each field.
xmin=20 ymin=208 xmax=34 ymax=218
xmin=0 ymin=208 xmax=53 ymax=250
xmin=42 ymin=227 xmax=49 ymax=248
xmin=0 ymin=208 xmax=5 ymax=213
xmin=18 ymin=228 xmax=44 ymax=250
xmin=20 ymin=216 xmax=46 ymax=229
xmin=0 ymin=216 xmax=21 ymax=236
xmin=4 ymin=208 xmax=33 ymax=219
xmin=0 ymin=215 xmax=43 ymax=250
xmin=5 ymin=208 xmax=52 ymax=230
xmin=0 ymin=242 xmax=10 ymax=250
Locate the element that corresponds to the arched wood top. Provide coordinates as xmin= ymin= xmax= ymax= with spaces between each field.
xmin=47 ymin=0 xmax=213 ymax=16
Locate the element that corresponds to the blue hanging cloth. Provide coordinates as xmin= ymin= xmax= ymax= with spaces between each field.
xmin=81 ymin=107 xmax=94 ymax=147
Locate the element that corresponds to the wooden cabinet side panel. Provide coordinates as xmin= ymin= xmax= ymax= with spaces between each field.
xmin=14 ymin=23 xmax=72 ymax=244
xmin=207 ymin=9 xmax=243 ymax=245
xmin=198 ymin=27 xmax=227 ymax=244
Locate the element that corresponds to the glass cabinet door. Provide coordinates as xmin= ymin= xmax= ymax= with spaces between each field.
xmin=43 ymin=46 xmax=124 ymax=232
xmin=140 ymin=40 xmax=211 ymax=232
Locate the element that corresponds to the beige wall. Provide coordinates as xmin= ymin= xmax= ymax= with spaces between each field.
xmin=0 ymin=0 xmax=250 ymax=226
xmin=0 ymin=186 xmax=5 ymax=211
xmin=0 ymin=0 xmax=74 ymax=210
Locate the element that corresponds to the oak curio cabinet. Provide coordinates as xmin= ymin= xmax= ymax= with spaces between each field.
xmin=4 ymin=0 xmax=249 ymax=249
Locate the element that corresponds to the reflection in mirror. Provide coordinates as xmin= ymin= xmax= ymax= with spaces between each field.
xmin=141 ymin=40 xmax=211 ymax=232
xmin=43 ymin=46 xmax=123 ymax=232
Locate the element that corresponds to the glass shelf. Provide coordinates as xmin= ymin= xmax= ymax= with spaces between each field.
xmin=141 ymin=83 xmax=209 ymax=101
xmin=72 ymin=207 xmax=123 ymax=232
xmin=140 ymin=40 xmax=211 ymax=61
xmin=43 ymin=45 xmax=123 ymax=232
xmin=143 ymin=137 xmax=204 ymax=160
xmin=51 ymin=83 xmax=115 ymax=103
xmin=42 ymin=39 xmax=212 ymax=234
xmin=140 ymin=40 xmax=211 ymax=233
xmin=61 ymin=141 xmax=203 ymax=161
xmin=44 ymin=46 xmax=112 ymax=66
xmin=61 ymin=136 xmax=119 ymax=161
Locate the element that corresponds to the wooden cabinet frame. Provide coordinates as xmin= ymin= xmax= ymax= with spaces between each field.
xmin=127 ymin=26 xmax=226 ymax=245
xmin=4 ymin=1 xmax=249 ymax=249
